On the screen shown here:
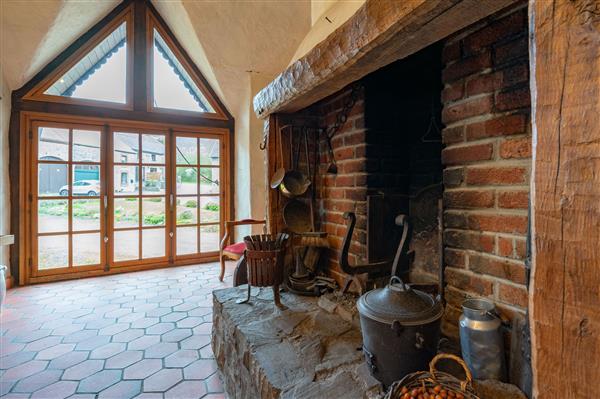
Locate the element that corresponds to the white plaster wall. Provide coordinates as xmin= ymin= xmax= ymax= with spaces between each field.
xmin=0 ymin=70 xmax=11 ymax=272
xmin=233 ymin=73 xmax=252 ymax=241
xmin=290 ymin=0 xmax=364 ymax=65
xmin=248 ymin=73 xmax=273 ymax=232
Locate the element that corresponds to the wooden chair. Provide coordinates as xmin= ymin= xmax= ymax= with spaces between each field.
xmin=219 ymin=219 xmax=266 ymax=281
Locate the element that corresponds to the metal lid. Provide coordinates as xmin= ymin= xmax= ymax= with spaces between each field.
xmin=357 ymin=277 xmax=444 ymax=326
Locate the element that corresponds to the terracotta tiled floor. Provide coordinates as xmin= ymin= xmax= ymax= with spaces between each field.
xmin=0 ymin=262 xmax=234 ymax=399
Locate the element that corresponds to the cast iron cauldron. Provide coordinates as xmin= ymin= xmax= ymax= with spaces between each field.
xmin=357 ymin=276 xmax=444 ymax=388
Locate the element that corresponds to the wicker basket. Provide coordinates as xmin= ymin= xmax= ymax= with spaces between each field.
xmin=385 ymin=354 xmax=480 ymax=399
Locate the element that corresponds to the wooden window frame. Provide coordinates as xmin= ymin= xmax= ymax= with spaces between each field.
xmin=23 ymin=7 xmax=135 ymax=110
xmin=10 ymin=0 xmax=234 ymax=285
xmin=19 ymin=112 xmax=231 ymax=285
xmin=146 ymin=12 xmax=228 ymax=120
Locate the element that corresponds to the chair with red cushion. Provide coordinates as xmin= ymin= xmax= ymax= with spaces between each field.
xmin=219 ymin=219 xmax=266 ymax=281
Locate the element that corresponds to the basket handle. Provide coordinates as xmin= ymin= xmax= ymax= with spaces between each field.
xmin=429 ymin=353 xmax=473 ymax=390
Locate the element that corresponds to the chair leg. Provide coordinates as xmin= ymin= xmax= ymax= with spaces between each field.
xmin=219 ymin=255 xmax=226 ymax=282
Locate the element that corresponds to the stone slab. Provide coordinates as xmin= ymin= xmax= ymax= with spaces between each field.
xmin=212 ymin=286 xmax=382 ymax=399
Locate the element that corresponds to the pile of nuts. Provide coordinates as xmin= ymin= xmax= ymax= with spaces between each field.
xmin=399 ymin=385 xmax=465 ymax=399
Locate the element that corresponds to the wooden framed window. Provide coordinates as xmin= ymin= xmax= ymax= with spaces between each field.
xmin=146 ymin=13 xmax=227 ymax=119
xmin=24 ymin=7 xmax=134 ymax=109
xmin=12 ymin=0 xmax=234 ymax=285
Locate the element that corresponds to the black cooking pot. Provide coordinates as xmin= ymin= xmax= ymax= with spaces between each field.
xmin=357 ymin=276 xmax=443 ymax=387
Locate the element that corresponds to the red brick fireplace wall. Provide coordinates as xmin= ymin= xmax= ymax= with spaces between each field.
xmin=311 ymin=3 xmax=530 ymax=337
xmin=317 ymin=87 xmax=369 ymax=281
xmin=440 ymin=4 xmax=530 ymax=336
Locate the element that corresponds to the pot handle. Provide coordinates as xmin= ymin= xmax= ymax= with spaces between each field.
xmin=362 ymin=346 xmax=377 ymax=373
xmin=390 ymin=320 xmax=403 ymax=335
xmin=389 ymin=276 xmax=409 ymax=290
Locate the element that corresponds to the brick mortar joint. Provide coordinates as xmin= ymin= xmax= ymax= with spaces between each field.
xmin=443 ymin=110 xmax=530 ymax=130
xmin=444 ymin=133 xmax=531 ymax=148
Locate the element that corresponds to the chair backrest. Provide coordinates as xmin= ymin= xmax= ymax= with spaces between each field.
xmin=220 ymin=219 xmax=267 ymax=250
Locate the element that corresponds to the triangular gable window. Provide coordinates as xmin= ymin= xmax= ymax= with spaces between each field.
xmin=153 ymin=29 xmax=214 ymax=113
xmin=23 ymin=2 xmax=228 ymax=120
xmin=45 ymin=22 xmax=127 ymax=104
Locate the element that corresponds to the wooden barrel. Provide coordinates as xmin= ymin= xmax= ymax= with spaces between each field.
xmin=245 ymin=249 xmax=283 ymax=287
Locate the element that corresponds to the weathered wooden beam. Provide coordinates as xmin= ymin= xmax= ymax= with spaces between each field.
xmin=529 ymin=0 xmax=600 ymax=396
xmin=253 ymin=0 xmax=518 ymax=117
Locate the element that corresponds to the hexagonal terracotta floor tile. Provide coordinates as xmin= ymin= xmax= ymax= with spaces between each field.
xmin=48 ymin=352 xmax=89 ymax=371
xmin=98 ymin=380 xmax=142 ymax=399
xmin=164 ymin=380 xmax=207 ymax=399
xmin=63 ymin=359 xmax=104 ymax=380
xmin=145 ymin=322 xmax=175 ymax=335
xmin=143 ymin=368 xmax=182 ymax=392
xmin=161 ymin=328 xmax=192 ymax=343
xmin=180 ymin=335 xmax=211 ymax=350
xmin=30 ymin=381 xmax=78 ymax=399
xmin=123 ymin=359 xmax=162 ymax=380
xmin=90 ymin=343 xmax=127 ymax=359
xmin=12 ymin=369 xmax=63 ymax=393
xmin=104 ymin=350 xmax=143 ymax=369
xmin=2 ymin=360 xmax=48 ymax=381
xmin=75 ymin=336 xmax=111 ymax=351
xmin=35 ymin=344 xmax=76 ymax=360
xmin=113 ymin=329 xmax=145 ymax=343
xmin=144 ymin=342 xmax=179 ymax=358
xmin=1 ymin=263 xmax=229 ymax=399
xmin=127 ymin=335 xmax=160 ymax=350
xmin=77 ymin=369 xmax=122 ymax=393
xmin=183 ymin=359 xmax=218 ymax=380
xmin=164 ymin=350 xmax=199 ymax=368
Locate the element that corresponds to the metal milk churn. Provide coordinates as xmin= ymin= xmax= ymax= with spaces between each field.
xmin=459 ymin=298 xmax=506 ymax=381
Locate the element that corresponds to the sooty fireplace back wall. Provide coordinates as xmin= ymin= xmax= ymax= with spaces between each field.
xmin=313 ymin=44 xmax=444 ymax=289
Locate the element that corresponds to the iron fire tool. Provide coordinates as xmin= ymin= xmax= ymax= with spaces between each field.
xmin=286 ymin=231 xmax=333 ymax=295
xmin=338 ymin=212 xmax=412 ymax=294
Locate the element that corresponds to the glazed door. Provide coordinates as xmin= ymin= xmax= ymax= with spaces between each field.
xmin=32 ymin=122 xmax=106 ymax=276
xmin=110 ymin=129 xmax=169 ymax=266
xmin=172 ymin=132 xmax=224 ymax=260
xmin=28 ymin=119 xmax=229 ymax=282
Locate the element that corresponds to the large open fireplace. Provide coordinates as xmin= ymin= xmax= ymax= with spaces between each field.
xmin=214 ymin=2 xmax=534 ymax=398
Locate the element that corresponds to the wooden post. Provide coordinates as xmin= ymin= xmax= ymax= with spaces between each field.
xmin=529 ymin=0 xmax=600 ymax=396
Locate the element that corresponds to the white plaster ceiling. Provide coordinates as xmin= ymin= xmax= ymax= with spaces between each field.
xmin=0 ymin=0 xmax=312 ymax=116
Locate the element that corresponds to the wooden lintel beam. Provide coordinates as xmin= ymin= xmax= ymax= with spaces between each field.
xmin=253 ymin=0 xmax=518 ymax=117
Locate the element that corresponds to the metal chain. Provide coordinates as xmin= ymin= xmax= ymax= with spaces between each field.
xmin=326 ymin=83 xmax=363 ymax=140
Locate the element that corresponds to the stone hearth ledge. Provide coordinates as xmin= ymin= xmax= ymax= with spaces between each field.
xmin=212 ymin=286 xmax=382 ymax=399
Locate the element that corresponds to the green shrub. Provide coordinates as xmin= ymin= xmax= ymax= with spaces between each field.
xmin=204 ymin=202 xmax=219 ymax=211
xmin=185 ymin=200 xmax=197 ymax=208
xmin=177 ymin=210 xmax=194 ymax=224
xmin=143 ymin=213 xmax=165 ymax=225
